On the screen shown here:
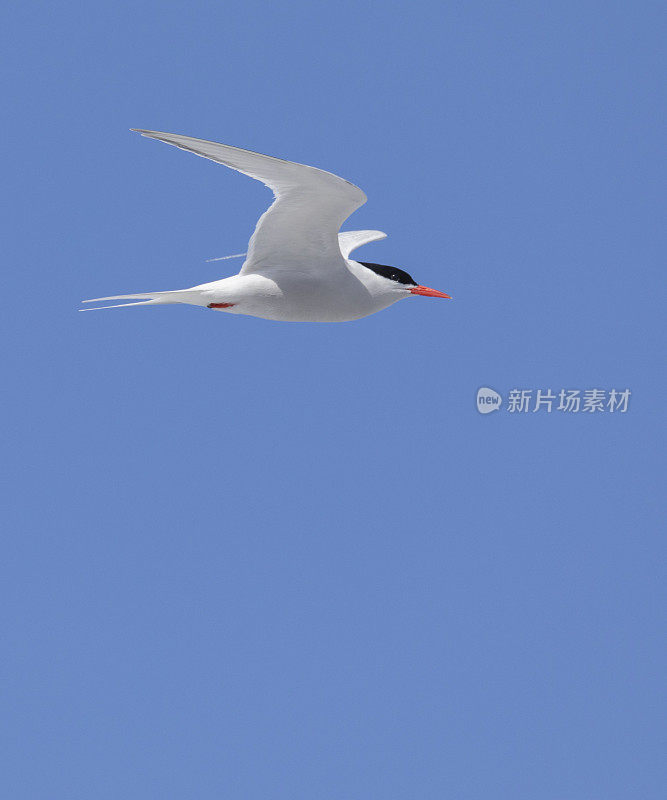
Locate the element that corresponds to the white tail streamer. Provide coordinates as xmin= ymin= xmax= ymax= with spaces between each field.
xmin=205 ymin=253 xmax=247 ymax=262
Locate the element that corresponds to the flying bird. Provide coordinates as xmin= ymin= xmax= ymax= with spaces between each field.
xmin=82 ymin=131 xmax=451 ymax=322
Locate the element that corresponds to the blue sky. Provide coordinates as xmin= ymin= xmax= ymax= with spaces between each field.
xmin=3 ymin=1 xmax=665 ymax=797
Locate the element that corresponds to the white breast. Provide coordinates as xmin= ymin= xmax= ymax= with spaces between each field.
xmin=197 ymin=263 xmax=401 ymax=322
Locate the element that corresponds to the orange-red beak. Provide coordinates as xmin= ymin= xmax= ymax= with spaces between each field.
xmin=410 ymin=285 xmax=452 ymax=299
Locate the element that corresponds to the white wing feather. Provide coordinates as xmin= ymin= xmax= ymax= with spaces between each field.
xmin=205 ymin=231 xmax=387 ymax=264
xmin=338 ymin=230 xmax=387 ymax=259
xmin=132 ymin=130 xmax=367 ymax=275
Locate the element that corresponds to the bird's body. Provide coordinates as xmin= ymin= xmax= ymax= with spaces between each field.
xmin=83 ymin=131 xmax=451 ymax=321
xmin=137 ymin=259 xmax=407 ymax=322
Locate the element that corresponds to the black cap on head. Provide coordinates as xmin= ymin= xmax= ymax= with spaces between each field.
xmin=358 ymin=262 xmax=417 ymax=286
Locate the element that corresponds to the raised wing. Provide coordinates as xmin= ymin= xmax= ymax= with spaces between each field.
xmin=132 ymin=130 xmax=367 ymax=274
xmin=203 ymin=230 xmax=387 ymax=264
xmin=338 ymin=230 xmax=387 ymax=259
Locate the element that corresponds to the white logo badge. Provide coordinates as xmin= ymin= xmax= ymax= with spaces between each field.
xmin=477 ymin=387 xmax=502 ymax=414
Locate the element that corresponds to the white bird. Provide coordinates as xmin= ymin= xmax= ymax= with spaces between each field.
xmin=82 ymin=130 xmax=451 ymax=322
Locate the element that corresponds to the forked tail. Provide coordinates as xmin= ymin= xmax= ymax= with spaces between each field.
xmin=80 ymin=289 xmax=192 ymax=311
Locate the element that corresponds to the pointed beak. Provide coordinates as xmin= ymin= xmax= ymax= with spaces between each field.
xmin=409 ymin=285 xmax=452 ymax=299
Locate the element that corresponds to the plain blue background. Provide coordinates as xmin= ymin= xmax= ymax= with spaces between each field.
xmin=2 ymin=1 xmax=664 ymax=797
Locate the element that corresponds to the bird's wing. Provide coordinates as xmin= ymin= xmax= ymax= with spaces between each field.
xmin=132 ymin=130 xmax=367 ymax=275
xmin=202 ymin=230 xmax=385 ymax=263
xmin=338 ymin=230 xmax=387 ymax=259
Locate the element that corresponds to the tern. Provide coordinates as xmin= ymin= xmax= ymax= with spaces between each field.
xmin=82 ymin=130 xmax=451 ymax=322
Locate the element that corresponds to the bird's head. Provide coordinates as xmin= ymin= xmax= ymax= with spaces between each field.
xmin=358 ymin=262 xmax=452 ymax=300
